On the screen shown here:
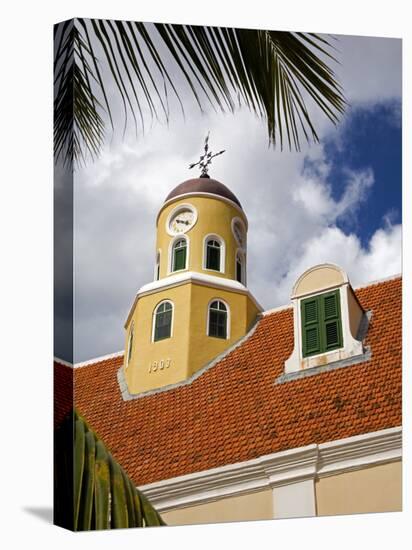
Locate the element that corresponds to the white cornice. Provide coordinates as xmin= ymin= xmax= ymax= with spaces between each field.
xmin=139 ymin=427 xmax=401 ymax=512
xmin=317 ymin=426 xmax=402 ymax=477
xmin=125 ymin=271 xmax=263 ymax=327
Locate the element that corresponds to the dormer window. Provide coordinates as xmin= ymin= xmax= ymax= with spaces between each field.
xmin=301 ymin=289 xmax=343 ymax=358
xmin=285 ymin=264 xmax=368 ymax=375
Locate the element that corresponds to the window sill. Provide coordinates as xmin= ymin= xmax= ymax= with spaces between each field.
xmin=276 ymin=347 xmax=372 ymax=384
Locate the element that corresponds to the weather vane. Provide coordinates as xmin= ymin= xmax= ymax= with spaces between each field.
xmin=189 ymin=133 xmax=225 ymax=177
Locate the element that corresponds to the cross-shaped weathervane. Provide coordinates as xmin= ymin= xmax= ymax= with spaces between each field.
xmin=189 ymin=133 xmax=225 ymax=177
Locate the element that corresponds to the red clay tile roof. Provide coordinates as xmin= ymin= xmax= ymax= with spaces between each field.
xmin=60 ymin=276 xmax=401 ymax=486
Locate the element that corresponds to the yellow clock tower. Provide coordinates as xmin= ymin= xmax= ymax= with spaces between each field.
xmin=123 ymin=141 xmax=262 ymax=395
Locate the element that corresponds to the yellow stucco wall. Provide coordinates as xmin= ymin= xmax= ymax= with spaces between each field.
xmin=125 ymin=281 xmax=260 ymax=393
xmin=156 ymin=195 xmax=247 ymax=281
xmin=123 ymin=191 xmax=261 ymax=394
xmin=124 ymin=283 xmax=192 ymax=393
xmin=315 ymin=461 xmax=402 ymax=516
xmin=161 ymin=489 xmax=273 ymax=526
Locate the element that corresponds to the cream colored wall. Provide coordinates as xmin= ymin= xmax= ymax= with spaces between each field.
xmin=156 ymin=195 xmax=247 ymax=281
xmin=315 ymin=461 xmax=402 ymax=516
xmin=347 ymin=286 xmax=364 ymax=339
xmin=161 ymin=489 xmax=273 ymax=526
xmin=294 ymin=265 xmax=344 ymax=297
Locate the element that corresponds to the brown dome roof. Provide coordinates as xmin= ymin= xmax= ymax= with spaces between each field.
xmin=165 ymin=176 xmax=242 ymax=208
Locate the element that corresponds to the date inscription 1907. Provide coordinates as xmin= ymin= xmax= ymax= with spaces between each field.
xmin=148 ymin=358 xmax=172 ymax=373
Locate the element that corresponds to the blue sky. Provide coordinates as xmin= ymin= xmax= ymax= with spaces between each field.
xmin=323 ymin=100 xmax=402 ymax=246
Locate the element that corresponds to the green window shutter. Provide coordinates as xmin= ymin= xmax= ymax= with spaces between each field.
xmin=301 ymin=290 xmax=343 ymax=357
xmin=301 ymin=297 xmax=321 ymax=357
xmin=173 ymin=244 xmax=186 ymax=271
xmin=321 ymin=291 xmax=342 ymax=350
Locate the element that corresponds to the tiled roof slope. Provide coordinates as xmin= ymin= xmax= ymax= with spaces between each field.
xmin=71 ymin=277 xmax=402 ymax=486
xmin=54 ymin=361 xmax=73 ymax=428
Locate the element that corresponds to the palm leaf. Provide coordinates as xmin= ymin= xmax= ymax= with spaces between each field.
xmin=54 ymin=18 xmax=346 ymax=165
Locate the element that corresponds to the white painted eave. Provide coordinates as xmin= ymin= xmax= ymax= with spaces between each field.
xmin=125 ymin=271 xmax=264 ymax=327
xmin=139 ymin=426 xmax=402 ymax=512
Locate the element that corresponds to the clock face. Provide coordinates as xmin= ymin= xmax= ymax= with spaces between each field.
xmin=232 ymin=219 xmax=246 ymax=249
xmin=168 ymin=206 xmax=197 ymax=235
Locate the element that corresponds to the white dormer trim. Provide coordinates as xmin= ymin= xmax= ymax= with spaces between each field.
xmin=285 ymin=264 xmax=366 ymax=374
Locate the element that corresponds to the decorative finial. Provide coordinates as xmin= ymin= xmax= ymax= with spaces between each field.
xmin=189 ymin=132 xmax=226 ymax=178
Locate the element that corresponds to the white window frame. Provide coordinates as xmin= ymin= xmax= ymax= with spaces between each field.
xmin=165 ymin=203 xmax=198 ymax=236
xmin=235 ymin=248 xmax=246 ymax=285
xmin=231 ymin=217 xmax=247 ymax=251
xmin=202 ymin=234 xmax=226 ymax=273
xmin=152 ymin=300 xmax=174 ymax=343
xmin=168 ymin=235 xmax=189 ymax=274
xmin=206 ymin=298 xmax=231 ymax=340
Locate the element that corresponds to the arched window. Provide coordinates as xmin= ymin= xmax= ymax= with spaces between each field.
xmin=172 ymin=238 xmax=187 ymax=272
xmin=206 ymin=239 xmax=221 ymax=271
xmin=153 ymin=301 xmax=173 ymax=341
xmin=236 ymin=250 xmax=245 ymax=284
xmin=154 ymin=250 xmax=161 ymax=281
xmin=203 ymin=234 xmax=225 ymax=272
xmin=208 ymin=300 xmax=229 ymax=339
xmin=126 ymin=322 xmax=134 ymax=367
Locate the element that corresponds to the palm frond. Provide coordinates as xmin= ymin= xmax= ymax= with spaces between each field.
xmin=54 ymin=19 xmax=346 ymax=165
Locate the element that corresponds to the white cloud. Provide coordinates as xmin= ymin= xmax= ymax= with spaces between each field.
xmin=268 ymin=224 xmax=402 ymax=307
xmin=68 ymin=32 xmax=402 ymax=362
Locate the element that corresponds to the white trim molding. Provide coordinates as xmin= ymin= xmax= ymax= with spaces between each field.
xmin=139 ymin=426 xmax=401 ymax=517
xmin=125 ymin=271 xmax=263 ymax=327
xmin=231 ymin=216 xmax=247 ymax=250
xmin=165 ymin=202 xmax=198 ymax=236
